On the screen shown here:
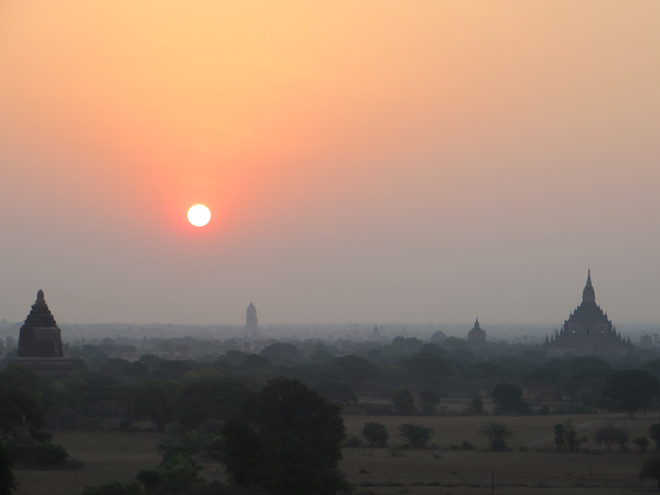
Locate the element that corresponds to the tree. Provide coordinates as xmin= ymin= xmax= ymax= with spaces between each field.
xmin=593 ymin=424 xmax=629 ymax=451
xmin=0 ymin=443 xmax=15 ymax=495
xmin=553 ymin=418 xmax=587 ymax=452
xmin=398 ymin=424 xmax=433 ymax=448
xmin=362 ymin=422 xmax=388 ymax=447
xmin=469 ymin=395 xmax=484 ymax=415
xmin=132 ymin=379 xmax=180 ymax=431
xmin=0 ymin=385 xmax=44 ymax=440
xmin=600 ymin=370 xmax=659 ymax=417
xmin=634 ymin=437 xmax=650 ymax=453
xmin=177 ymin=376 xmax=250 ymax=431
xmin=391 ymin=387 xmax=415 ymax=415
xmin=650 ymin=424 xmax=660 ymax=451
xmin=640 ymin=454 xmax=660 ymax=490
xmin=82 ymin=481 xmax=142 ymax=495
xmin=312 ymin=380 xmax=357 ymax=406
xmin=137 ymin=452 xmax=201 ymax=493
xmin=260 ymin=343 xmax=303 ymax=366
xmin=55 ymin=371 xmax=121 ymax=418
xmin=492 ymin=383 xmax=528 ymax=414
xmin=419 ymin=388 xmax=439 ymax=415
xmin=222 ymin=377 xmax=349 ymax=495
xmin=479 ymin=421 xmax=513 ymax=451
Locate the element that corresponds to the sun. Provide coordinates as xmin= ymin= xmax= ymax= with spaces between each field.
xmin=187 ymin=204 xmax=211 ymax=227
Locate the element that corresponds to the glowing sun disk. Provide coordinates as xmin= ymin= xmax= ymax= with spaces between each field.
xmin=187 ymin=204 xmax=211 ymax=227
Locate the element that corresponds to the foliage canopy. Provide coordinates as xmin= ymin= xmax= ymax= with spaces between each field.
xmin=222 ymin=377 xmax=349 ymax=495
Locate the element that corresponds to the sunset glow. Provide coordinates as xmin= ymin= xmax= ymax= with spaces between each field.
xmin=2 ymin=1 xmax=660 ymax=325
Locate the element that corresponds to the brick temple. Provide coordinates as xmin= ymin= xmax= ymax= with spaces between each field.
xmin=12 ymin=290 xmax=71 ymax=379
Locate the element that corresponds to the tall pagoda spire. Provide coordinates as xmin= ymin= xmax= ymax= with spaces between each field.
xmin=582 ymin=269 xmax=596 ymax=304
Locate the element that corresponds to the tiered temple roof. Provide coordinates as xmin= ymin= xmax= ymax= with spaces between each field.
xmin=13 ymin=290 xmax=71 ymax=378
xmin=468 ymin=317 xmax=486 ymax=343
xmin=546 ymin=271 xmax=631 ymax=355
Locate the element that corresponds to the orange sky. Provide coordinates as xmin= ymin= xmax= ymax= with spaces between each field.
xmin=1 ymin=1 xmax=660 ymax=326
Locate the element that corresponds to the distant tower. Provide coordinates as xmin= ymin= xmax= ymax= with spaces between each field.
xmin=467 ymin=317 xmax=487 ymax=344
xmin=245 ymin=302 xmax=258 ymax=338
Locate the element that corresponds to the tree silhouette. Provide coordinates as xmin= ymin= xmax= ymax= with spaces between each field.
xmin=640 ymin=454 xmax=660 ymax=490
xmin=362 ymin=422 xmax=388 ymax=447
xmin=391 ymin=387 xmax=415 ymax=415
xmin=0 ymin=443 xmax=15 ymax=495
xmin=398 ymin=424 xmax=433 ymax=448
xmin=593 ymin=424 xmax=629 ymax=451
xmin=479 ymin=421 xmax=513 ymax=451
xmin=600 ymin=370 xmax=659 ymax=417
xmin=492 ymin=383 xmax=528 ymax=414
xmin=222 ymin=377 xmax=349 ymax=495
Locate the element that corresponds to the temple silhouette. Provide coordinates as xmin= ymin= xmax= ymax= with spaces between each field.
xmin=545 ymin=270 xmax=631 ymax=355
xmin=467 ymin=317 xmax=486 ymax=344
xmin=245 ymin=302 xmax=258 ymax=338
xmin=12 ymin=290 xmax=71 ymax=378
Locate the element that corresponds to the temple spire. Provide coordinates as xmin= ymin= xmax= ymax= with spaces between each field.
xmin=582 ymin=269 xmax=595 ymax=304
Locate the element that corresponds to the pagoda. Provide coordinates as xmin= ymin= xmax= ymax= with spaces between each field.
xmin=467 ymin=318 xmax=486 ymax=344
xmin=11 ymin=290 xmax=71 ymax=378
xmin=545 ymin=271 xmax=631 ymax=355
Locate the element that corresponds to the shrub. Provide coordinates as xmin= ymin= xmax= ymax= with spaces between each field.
xmin=0 ymin=442 xmax=16 ymax=495
xmin=479 ymin=422 xmax=513 ymax=451
xmin=461 ymin=440 xmax=475 ymax=450
xmin=82 ymin=481 xmax=142 ymax=495
xmin=593 ymin=424 xmax=629 ymax=451
xmin=492 ymin=384 xmax=528 ymax=414
xmin=553 ymin=418 xmax=587 ymax=452
xmin=640 ymin=454 xmax=660 ymax=490
xmin=398 ymin=424 xmax=433 ymax=448
xmin=634 ymin=436 xmax=649 ymax=453
xmin=362 ymin=422 xmax=388 ymax=447
xmin=7 ymin=441 xmax=69 ymax=468
xmin=344 ymin=435 xmax=363 ymax=448
xmin=649 ymin=424 xmax=660 ymax=450
xmin=137 ymin=452 xmax=201 ymax=492
xmin=392 ymin=388 xmax=416 ymax=415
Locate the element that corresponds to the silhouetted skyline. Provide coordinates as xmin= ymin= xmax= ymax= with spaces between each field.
xmin=2 ymin=2 xmax=660 ymax=325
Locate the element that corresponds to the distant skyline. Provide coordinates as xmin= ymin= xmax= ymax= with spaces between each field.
xmin=2 ymin=2 xmax=660 ymax=326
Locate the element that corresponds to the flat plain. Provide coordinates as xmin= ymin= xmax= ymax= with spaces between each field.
xmin=13 ymin=413 xmax=660 ymax=495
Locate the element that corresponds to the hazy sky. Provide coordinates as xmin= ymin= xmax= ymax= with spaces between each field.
xmin=2 ymin=1 xmax=660 ymax=326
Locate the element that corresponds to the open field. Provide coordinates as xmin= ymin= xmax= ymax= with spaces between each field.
xmin=14 ymin=431 xmax=168 ymax=495
xmin=13 ymin=414 xmax=660 ymax=494
xmin=343 ymin=413 xmax=660 ymax=494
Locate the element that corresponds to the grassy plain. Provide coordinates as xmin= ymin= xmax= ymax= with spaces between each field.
xmin=343 ymin=413 xmax=659 ymax=494
xmin=14 ymin=431 xmax=168 ymax=495
xmin=13 ymin=414 xmax=660 ymax=495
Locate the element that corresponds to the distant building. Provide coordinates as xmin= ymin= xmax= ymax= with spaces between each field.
xmin=430 ymin=329 xmax=447 ymax=344
xmin=545 ymin=270 xmax=631 ymax=355
xmin=11 ymin=290 xmax=71 ymax=379
xmin=467 ymin=318 xmax=487 ymax=344
xmin=245 ymin=302 xmax=258 ymax=338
